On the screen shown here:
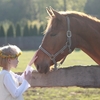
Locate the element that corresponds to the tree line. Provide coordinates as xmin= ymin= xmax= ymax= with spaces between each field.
xmin=0 ymin=0 xmax=86 ymax=23
xmin=0 ymin=0 xmax=100 ymax=37
xmin=0 ymin=23 xmax=44 ymax=37
xmin=0 ymin=0 xmax=100 ymax=24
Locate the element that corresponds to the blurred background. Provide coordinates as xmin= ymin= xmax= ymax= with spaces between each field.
xmin=0 ymin=1 xmax=100 ymax=99
xmin=0 ymin=0 xmax=99 ymax=50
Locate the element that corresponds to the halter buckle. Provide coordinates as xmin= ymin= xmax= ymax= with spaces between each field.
xmin=67 ymin=30 xmax=72 ymax=37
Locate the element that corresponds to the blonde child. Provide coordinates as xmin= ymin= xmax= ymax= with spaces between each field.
xmin=0 ymin=44 xmax=33 ymax=100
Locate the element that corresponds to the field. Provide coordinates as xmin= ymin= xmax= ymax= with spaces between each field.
xmin=9 ymin=50 xmax=100 ymax=100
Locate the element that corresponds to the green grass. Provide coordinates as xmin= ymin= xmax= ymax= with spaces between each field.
xmin=12 ymin=50 xmax=35 ymax=72
xmin=12 ymin=50 xmax=97 ymax=72
xmin=7 ymin=50 xmax=100 ymax=100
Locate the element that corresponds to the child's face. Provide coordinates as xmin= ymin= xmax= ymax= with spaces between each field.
xmin=9 ymin=57 xmax=19 ymax=68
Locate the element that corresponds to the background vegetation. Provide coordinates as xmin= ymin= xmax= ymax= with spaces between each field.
xmin=0 ymin=0 xmax=100 ymax=37
xmin=0 ymin=1 xmax=100 ymax=99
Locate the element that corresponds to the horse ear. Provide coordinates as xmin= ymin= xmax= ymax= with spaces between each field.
xmin=46 ymin=7 xmax=54 ymax=18
xmin=50 ymin=7 xmax=62 ymax=20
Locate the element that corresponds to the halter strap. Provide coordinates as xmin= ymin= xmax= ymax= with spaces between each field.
xmin=39 ymin=16 xmax=72 ymax=69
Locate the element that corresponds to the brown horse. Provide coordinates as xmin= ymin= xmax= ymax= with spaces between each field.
xmin=30 ymin=7 xmax=100 ymax=73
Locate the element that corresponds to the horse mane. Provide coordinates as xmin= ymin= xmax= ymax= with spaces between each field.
xmin=60 ymin=11 xmax=100 ymax=22
xmin=44 ymin=11 xmax=100 ymax=34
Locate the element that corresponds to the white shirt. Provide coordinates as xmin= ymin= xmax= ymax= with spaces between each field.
xmin=2 ymin=65 xmax=33 ymax=98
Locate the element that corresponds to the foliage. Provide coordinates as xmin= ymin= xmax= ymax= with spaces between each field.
xmin=0 ymin=0 xmax=100 ymax=37
xmin=32 ymin=25 xmax=38 ymax=36
xmin=58 ymin=0 xmax=87 ymax=11
xmin=7 ymin=24 xmax=14 ymax=37
xmin=0 ymin=25 xmax=5 ymax=37
xmin=15 ymin=23 xmax=22 ymax=37
xmin=0 ymin=0 xmax=87 ymax=24
xmin=38 ymin=24 xmax=44 ymax=36
xmin=0 ymin=23 xmax=44 ymax=37
xmin=23 ymin=24 xmax=30 ymax=37
xmin=29 ymin=25 xmax=34 ymax=36
xmin=0 ymin=0 xmax=30 ymax=23
xmin=84 ymin=0 xmax=100 ymax=16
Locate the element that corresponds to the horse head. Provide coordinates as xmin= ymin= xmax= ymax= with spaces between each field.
xmin=31 ymin=7 xmax=77 ymax=73
xmin=29 ymin=7 xmax=100 ymax=73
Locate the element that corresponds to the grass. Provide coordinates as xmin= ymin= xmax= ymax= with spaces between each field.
xmin=4 ymin=50 xmax=100 ymax=100
xmin=13 ymin=50 xmax=97 ymax=72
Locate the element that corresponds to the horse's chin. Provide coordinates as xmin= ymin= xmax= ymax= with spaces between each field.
xmin=36 ymin=64 xmax=50 ymax=74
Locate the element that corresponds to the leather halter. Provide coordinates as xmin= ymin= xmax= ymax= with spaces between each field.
xmin=39 ymin=16 xmax=72 ymax=69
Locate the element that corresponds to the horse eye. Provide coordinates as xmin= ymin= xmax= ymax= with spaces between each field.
xmin=50 ymin=33 xmax=57 ymax=36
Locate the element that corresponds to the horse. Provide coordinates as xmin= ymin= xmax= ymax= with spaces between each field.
xmin=30 ymin=7 xmax=100 ymax=73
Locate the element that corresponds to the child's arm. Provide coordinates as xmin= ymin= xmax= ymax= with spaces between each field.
xmin=3 ymin=73 xmax=30 ymax=98
xmin=12 ymin=65 xmax=34 ymax=83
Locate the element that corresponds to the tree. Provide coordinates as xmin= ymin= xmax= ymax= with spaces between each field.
xmin=33 ymin=25 xmax=38 ymax=36
xmin=15 ymin=23 xmax=21 ymax=37
xmin=29 ymin=25 xmax=34 ymax=36
xmin=0 ymin=25 xmax=5 ymax=37
xmin=0 ymin=0 xmax=87 ymax=24
xmin=23 ymin=24 xmax=30 ymax=36
xmin=7 ymin=24 xmax=14 ymax=37
xmin=38 ymin=24 xmax=44 ymax=36
xmin=0 ymin=0 xmax=31 ymax=23
xmin=84 ymin=0 xmax=100 ymax=16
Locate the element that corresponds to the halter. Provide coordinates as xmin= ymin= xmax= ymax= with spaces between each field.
xmin=39 ymin=16 xmax=72 ymax=69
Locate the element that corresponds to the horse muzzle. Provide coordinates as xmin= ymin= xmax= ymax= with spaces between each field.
xmin=33 ymin=57 xmax=50 ymax=74
xmin=35 ymin=64 xmax=50 ymax=74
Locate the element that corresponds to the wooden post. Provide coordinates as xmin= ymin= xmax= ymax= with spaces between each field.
xmin=30 ymin=65 xmax=100 ymax=88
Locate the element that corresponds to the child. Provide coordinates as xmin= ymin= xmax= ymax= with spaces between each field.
xmin=0 ymin=44 xmax=33 ymax=100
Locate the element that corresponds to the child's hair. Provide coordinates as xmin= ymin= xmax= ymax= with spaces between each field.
xmin=0 ymin=44 xmax=22 ymax=67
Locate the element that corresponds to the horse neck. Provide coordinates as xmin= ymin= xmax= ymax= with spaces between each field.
xmin=71 ymin=16 xmax=100 ymax=64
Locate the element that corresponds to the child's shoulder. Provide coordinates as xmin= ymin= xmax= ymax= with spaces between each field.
xmin=0 ymin=70 xmax=9 ymax=74
xmin=0 ymin=70 xmax=10 ymax=78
